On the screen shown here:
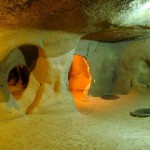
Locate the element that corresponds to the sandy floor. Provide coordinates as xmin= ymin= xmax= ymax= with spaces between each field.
xmin=0 ymin=93 xmax=150 ymax=150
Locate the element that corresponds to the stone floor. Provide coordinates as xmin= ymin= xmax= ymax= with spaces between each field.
xmin=0 ymin=93 xmax=150 ymax=150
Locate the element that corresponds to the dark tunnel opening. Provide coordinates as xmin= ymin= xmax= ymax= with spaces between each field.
xmin=7 ymin=45 xmax=39 ymax=100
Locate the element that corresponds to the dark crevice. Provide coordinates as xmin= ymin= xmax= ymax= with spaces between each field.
xmin=19 ymin=45 xmax=38 ymax=72
xmin=130 ymin=81 xmax=133 ymax=88
xmin=145 ymin=60 xmax=150 ymax=68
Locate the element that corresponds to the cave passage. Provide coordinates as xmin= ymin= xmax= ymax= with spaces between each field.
xmin=68 ymin=55 xmax=91 ymax=96
xmin=8 ymin=65 xmax=29 ymax=100
xmin=7 ymin=45 xmax=39 ymax=100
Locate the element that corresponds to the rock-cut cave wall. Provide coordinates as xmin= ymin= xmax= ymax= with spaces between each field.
xmin=1 ymin=26 xmax=150 ymax=114
xmin=0 ymin=28 xmax=82 ymax=114
xmin=75 ymin=38 xmax=150 ymax=97
xmin=0 ymin=0 xmax=150 ymax=114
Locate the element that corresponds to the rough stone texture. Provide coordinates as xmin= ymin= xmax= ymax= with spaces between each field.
xmin=0 ymin=1 xmax=150 ymax=112
xmin=0 ymin=1 xmax=150 ymax=149
xmin=18 ymin=48 xmax=76 ymax=114
xmin=0 ymin=27 xmax=82 ymax=60
xmin=0 ymin=27 xmax=81 ymax=113
xmin=0 ymin=0 xmax=150 ymax=114
xmin=83 ymin=28 xmax=150 ymax=42
xmin=0 ymin=94 xmax=150 ymax=150
xmin=76 ymin=38 xmax=150 ymax=96
xmin=0 ymin=0 xmax=150 ymax=41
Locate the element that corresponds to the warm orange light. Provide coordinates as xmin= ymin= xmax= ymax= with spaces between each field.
xmin=68 ymin=55 xmax=91 ymax=96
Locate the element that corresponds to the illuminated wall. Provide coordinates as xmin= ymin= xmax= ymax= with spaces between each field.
xmin=76 ymin=38 xmax=150 ymax=97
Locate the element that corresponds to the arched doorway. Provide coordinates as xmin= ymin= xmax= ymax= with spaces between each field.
xmin=7 ymin=45 xmax=38 ymax=100
xmin=68 ymin=55 xmax=91 ymax=96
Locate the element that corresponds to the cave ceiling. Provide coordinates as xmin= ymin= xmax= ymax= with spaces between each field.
xmin=0 ymin=0 xmax=150 ymax=42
